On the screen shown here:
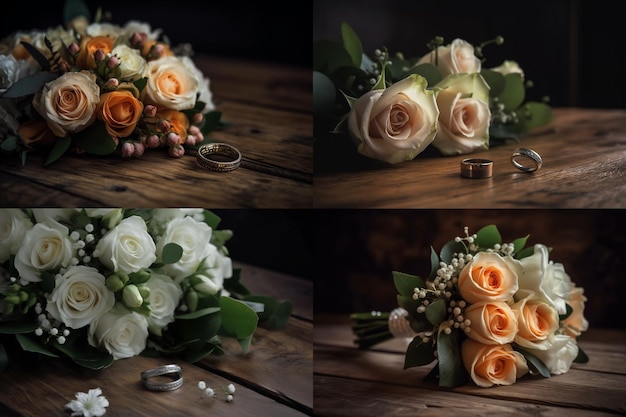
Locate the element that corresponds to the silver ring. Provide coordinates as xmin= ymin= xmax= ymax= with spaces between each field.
xmin=196 ymin=142 xmax=242 ymax=172
xmin=511 ymin=148 xmax=542 ymax=172
xmin=141 ymin=364 xmax=183 ymax=391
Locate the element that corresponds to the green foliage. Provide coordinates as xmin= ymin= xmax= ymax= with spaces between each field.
xmin=437 ymin=330 xmax=468 ymax=387
xmin=161 ymin=243 xmax=183 ymax=264
xmin=393 ymin=271 xmax=425 ymax=298
xmin=341 ymin=22 xmax=363 ymax=68
xmin=1 ymin=71 xmax=58 ymax=99
xmin=71 ymin=122 xmax=118 ymax=156
xmin=514 ymin=346 xmax=551 ymax=378
xmin=474 ymin=224 xmax=502 ymax=250
xmin=404 ymin=336 xmax=435 ymax=369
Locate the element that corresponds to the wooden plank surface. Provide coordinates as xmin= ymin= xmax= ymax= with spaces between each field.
xmin=0 ymin=264 xmax=313 ymax=417
xmin=314 ymin=108 xmax=626 ymax=208
xmin=0 ymin=56 xmax=312 ymax=208
xmin=313 ymin=313 xmax=626 ymax=416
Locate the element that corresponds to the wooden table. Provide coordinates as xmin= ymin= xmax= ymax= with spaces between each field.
xmin=0 ymin=56 xmax=312 ymax=208
xmin=314 ymin=314 xmax=626 ymax=417
xmin=314 ymin=108 xmax=626 ymax=208
xmin=0 ymin=263 xmax=313 ymax=417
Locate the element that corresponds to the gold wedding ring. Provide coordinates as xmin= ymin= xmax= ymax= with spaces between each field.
xmin=196 ymin=143 xmax=242 ymax=172
xmin=460 ymin=158 xmax=493 ymax=179
xmin=511 ymin=147 xmax=543 ymax=172
xmin=141 ymin=364 xmax=183 ymax=392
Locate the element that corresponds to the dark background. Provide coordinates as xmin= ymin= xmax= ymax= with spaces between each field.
xmin=1 ymin=1 xmax=311 ymax=68
xmin=314 ymin=0 xmax=625 ymax=109
xmin=313 ymin=209 xmax=626 ymax=330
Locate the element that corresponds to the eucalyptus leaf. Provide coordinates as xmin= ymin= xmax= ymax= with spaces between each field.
xmin=218 ymin=296 xmax=258 ymax=341
xmin=404 ymin=335 xmax=435 ymax=369
xmin=313 ymin=40 xmax=353 ymax=74
xmin=44 ymin=136 xmax=71 ymax=166
xmin=517 ymin=101 xmax=553 ymax=132
xmin=440 ymin=240 xmax=466 ymax=264
xmin=392 ymin=271 xmax=424 ymax=297
xmin=16 ymin=334 xmax=59 ymax=357
xmin=512 ymin=235 xmax=530 ymax=255
xmin=72 ymin=122 xmax=117 ymax=155
xmin=203 ymin=209 xmax=221 ymax=229
xmin=237 ymin=334 xmax=254 ymax=354
xmin=1 ymin=71 xmax=58 ymax=99
xmin=182 ymin=342 xmax=222 ymax=363
xmin=480 ymin=69 xmax=505 ymax=97
xmin=161 ymin=242 xmax=183 ymax=264
xmin=497 ymin=73 xmax=525 ymax=111
xmin=474 ymin=224 xmax=502 ymax=250
xmin=314 ymin=71 xmax=337 ymax=117
xmin=425 ymin=299 xmax=446 ymax=327
xmin=405 ymin=63 xmax=442 ymax=88
xmin=516 ymin=245 xmax=536 ymax=260
xmin=340 ymin=22 xmax=363 ymax=68
xmin=428 ymin=246 xmax=440 ymax=280
xmin=437 ymin=330 xmax=468 ymax=387
xmin=0 ymin=136 xmax=17 ymax=151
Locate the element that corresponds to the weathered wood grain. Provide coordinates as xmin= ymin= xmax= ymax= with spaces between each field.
xmin=314 ymin=108 xmax=626 ymax=208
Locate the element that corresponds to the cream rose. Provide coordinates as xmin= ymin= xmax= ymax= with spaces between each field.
xmin=511 ymin=291 xmax=559 ymax=350
xmin=144 ymin=272 xmax=183 ymax=336
xmin=142 ymin=56 xmax=199 ymax=111
xmin=464 ymin=300 xmax=518 ymax=345
xmin=95 ymin=215 xmax=157 ymax=274
xmin=45 ymin=265 xmax=115 ymax=329
xmin=0 ymin=209 xmax=33 ymax=263
xmin=458 ymin=252 xmax=520 ymax=304
xmin=181 ymin=56 xmax=215 ymax=112
xmin=490 ymin=60 xmax=524 ymax=80
xmin=528 ymin=334 xmax=579 ymax=375
xmin=432 ymin=73 xmax=491 ymax=155
xmin=112 ymin=44 xmax=147 ymax=81
xmin=518 ymin=244 xmax=573 ymax=315
xmin=33 ymin=71 xmax=100 ymax=137
xmin=461 ymin=338 xmax=529 ymax=387
xmin=88 ymin=304 xmax=149 ymax=360
xmin=347 ymin=74 xmax=439 ymax=164
xmin=416 ymin=38 xmax=481 ymax=77
xmin=14 ymin=222 xmax=74 ymax=284
xmin=562 ymin=286 xmax=589 ymax=338
xmin=156 ymin=216 xmax=214 ymax=281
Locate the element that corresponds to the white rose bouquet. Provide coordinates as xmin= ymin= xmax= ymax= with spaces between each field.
xmin=0 ymin=208 xmax=292 ymax=370
xmin=314 ymin=23 xmax=553 ymax=164
xmin=0 ymin=0 xmax=223 ymax=166
xmin=350 ymin=225 xmax=589 ymax=388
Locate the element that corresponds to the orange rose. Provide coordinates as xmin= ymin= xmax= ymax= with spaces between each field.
xmin=461 ymin=339 xmax=529 ymax=387
xmin=511 ymin=291 xmax=559 ymax=350
xmin=76 ymin=36 xmax=115 ymax=69
xmin=97 ymin=90 xmax=144 ymax=138
xmin=17 ymin=120 xmax=57 ymax=149
xmin=562 ymin=286 xmax=589 ymax=338
xmin=464 ymin=300 xmax=518 ymax=345
xmin=157 ymin=109 xmax=189 ymax=144
xmin=458 ymin=252 xmax=520 ymax=304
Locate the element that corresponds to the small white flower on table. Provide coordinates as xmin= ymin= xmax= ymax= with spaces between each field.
xmin=65 ymin=387 xmax=109 ymax=417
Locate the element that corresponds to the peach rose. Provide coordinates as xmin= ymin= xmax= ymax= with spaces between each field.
xmin=157 ymin=109 xmax=189 ymax=143
xmin=562 ymin=286 xmax=589 ymax=338
xmin=416 ymin=38 xmax=481 ymax=77
xmin=458 ymin=252 xmax=520 ymax=304
xmin=76 ymin=35 xmax=115 ymax=69
xmin=97 ymin=89 xmax=144 ymax=138
xmin=18 ymin=120 xmax=57 ymax=149
xmin=347 ymin=74 xmax=439 ymax=164
xmin=33 ymin=71 xmax=100 ymax=137
xmin=143 ymin=56 xmax=199 ymax=111
xmin=464 ymin=300 xmax=518 ymax=345
xmin=511 ymin=291 xmax=559 ymax=350
xmin=461 ymin=338 xmax=529 ymax=387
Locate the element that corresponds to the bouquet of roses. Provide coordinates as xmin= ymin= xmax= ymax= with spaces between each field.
xmin=351 ymin=225 xmax=589 ymax=388
xmin=0 ymin=0 xmax=223 ymax=166
xmin=314 ymin=23 xmax=553 ymax=164
xmin=0 ymin=208 xmax=291 ymax=371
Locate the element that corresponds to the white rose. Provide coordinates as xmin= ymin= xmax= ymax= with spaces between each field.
xmin=347 ymin=74 xmax=439 ymax=164
xmin=432 ymin=73 xmax=491 ymax=155
xmin=85 ymin=22 xmax=125 ymax=38
xmin=148 ymin=208 xmax=204 ymax=236
xmin=200 ymin=248 xmax=233 ymax=291
xmin=45 ymin=265 xmax=115 ymax=329
xmin=156 ymin=216 xmax=214 ymax=281
xmin=83 ymin=208 xmax=124 ymax=228
xmin=144 ymin=272 xmax=182 ymax=336
xmin=490 ymin=60 xmax=524 ymax=80
xmin=33 ymin=71 xmax=100 ymax=137
xmin=518 ymin=244 xmax=573 ymax=315
xmin=14 ymin=222 xmax=74 ymax=284
xmin=122 ymin=20 xmax=162 ymax=40
xmin=112 ymin=44 xmax=147 ymax=81
xmin=416 ymin=38 xmax=481 ymax=77
xmin=181 ymin=56 xmax=215 ymax=112
xmin=143 ymin=56 xmax=199 ymax=110
xmin=528 ymin=334 xmax=579 ymax=375
xmin=0 ymin=54 xmax=38 ymax=92
xmin=562 ymin=286 xmax=589 ymax=338
xmin=95 ymin=215 xmax=157 ymax=274
xmin=88 ymin=304 xmax=149 ymax=360
xmin=0 ymin=209 xmax=33 ymax=263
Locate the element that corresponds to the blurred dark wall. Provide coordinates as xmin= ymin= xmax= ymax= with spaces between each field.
xmin=314 ymin=209 xmax=626 ymax=330
xmin=2 ymin=1 xmax=311 ymax=67
xmin=314 ymin=0 xmax=625 ymax=109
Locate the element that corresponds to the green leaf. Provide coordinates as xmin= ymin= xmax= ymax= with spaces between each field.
xmin=340 ymin=22 xmax=362 ymax=68
xmin=15 ymin=334 xmax=59 ymax=357
xmin=480 ymin=69 xmax=505 ymax=98
xmin=175 ymin=306 xmax=220 ymax=320
xmin=244 ymin=295 xmax=292 ymax=330
xmin=428 ymin=246 xmax=440 ymax=280
xmin=313 ymin=40 xmax=353 ymax=74
xmin=405 ymin=63 xmax=442 ymax=88
xmin=222 ymin=267 xmax=250 ymax=297
xmin=218 ymin=296 xmax=258 ymax=345
xmin=497 ymin=73 xmax=525 ymax=111
xmin=474 ymin=225 xmax=502 ymax=250
xmin=0 ymin=320 xmax=38 ymax=334
xmin=313 ymin=71 xmax=337 ymax=117
xmin=574 ymin=345 xmax=589 ymax=363
xmin=20 ymin=42 xmax=51 ymax=71
xmin=0 ymin=136 xmax=17 ymax=152
xmin=161 ymin=242 xmax=183 ymax=264
xmin=425 ymin=299 xmax=446 ymax=327
xmin=203 ymin=209 xmax=221 ymax=229
xmin=517 ymin=101 xmax=553 ymax=132
xmin=44 ymin=136 xmax=71 ymax=166
xmin=437 ymin=330 xmax=468 ymax=387
xmin=392 ymin=271 xmax=424 ymax=297
xmin=512 ymin=235 xmax=529 ymax=255
xmin=559 ymin=303 xmax=574 ymax=321
xmin=404 ymin=335 xmax=435 ymax=368
xmin=1 ymin=71 xmax=58 ymax=99
xmin=516 ymin=245 xmax=536 ymax=260
xmin=40 ymin=270 xmax=56 ymax=294
xmin=237 ymin=334 xmax=253 ymax=353
xmin=181 ymin=341 xmax=222 ymax=363
xmin=515 ymin=346 xmax=551 ymax=378
xmin=440 ymin=240 xmax=466 ymax=264
xmin=172 ymin=306 xmax=221 ymax=346
xmin=72 ymin=122 xmax=117 ymax=155
xmin=63 ymin=0 xmax=91 ymax=24
xmin=200 ymin=111 xmax=223 ymax=135
xmin=133 ymin=77 xmax=148 ymax=94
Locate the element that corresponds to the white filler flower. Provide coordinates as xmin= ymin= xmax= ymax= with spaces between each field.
xmin=65 ymin=387 xmax=109 ymax=417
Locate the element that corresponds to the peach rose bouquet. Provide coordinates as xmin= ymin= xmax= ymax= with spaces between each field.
xmin=351 ymin=225 xmax=589 ymax=388
xmin=0 ymin=0 xmax=222 ymax=166
xmin=314 ymin=23 xmax=553 ymax=164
